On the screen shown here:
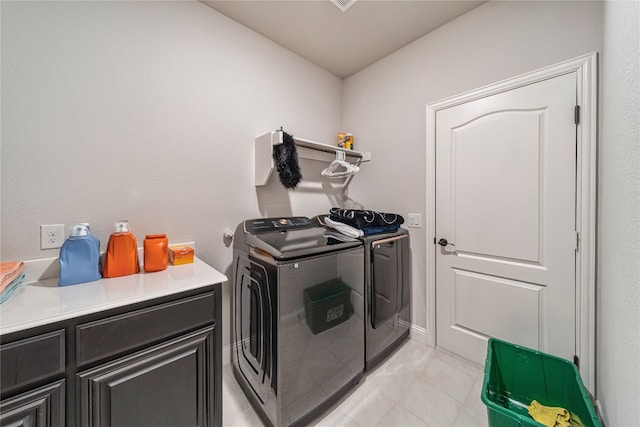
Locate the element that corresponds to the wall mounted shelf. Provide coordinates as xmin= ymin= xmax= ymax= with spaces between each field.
xmin=255 ymin=130 xmax=371 ymax=186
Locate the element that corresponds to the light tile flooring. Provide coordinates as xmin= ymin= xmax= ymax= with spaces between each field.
xmin=223 ymin=340 xmax=489 ymax=427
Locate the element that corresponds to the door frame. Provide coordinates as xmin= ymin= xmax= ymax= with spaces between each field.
xmin=425 ymin=52 xmax=598 ymax=393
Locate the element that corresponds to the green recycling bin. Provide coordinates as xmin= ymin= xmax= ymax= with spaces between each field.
xmin=481 ymin=338 xmax=601 ymax=427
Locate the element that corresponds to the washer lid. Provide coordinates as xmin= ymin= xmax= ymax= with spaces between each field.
xmin=243 ymin=217 xmax=361 ymax=260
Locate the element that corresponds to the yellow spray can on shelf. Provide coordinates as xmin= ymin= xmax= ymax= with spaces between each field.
xmin=345 ymin=133 xmax=354 ymax=150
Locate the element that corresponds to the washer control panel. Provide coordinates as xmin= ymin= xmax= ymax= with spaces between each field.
xmin=245 ymin=216 xmax=313 ymax=234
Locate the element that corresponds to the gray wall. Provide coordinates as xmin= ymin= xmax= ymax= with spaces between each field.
xmin=343 ymin=0 xmax=603 ymax=339
xmin=1 ymin=1 xmax=344 ymax=353
xmin=2 ymin=1 xmax=638 ymax=425
xmin=598 ymin=1 xmax=640 ymax=425
xmin=343 ymin=1 xmax=640 ymax=424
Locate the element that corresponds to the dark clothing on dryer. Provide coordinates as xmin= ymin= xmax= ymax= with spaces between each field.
xmin=329 ymin=208 xmax=404 ymax=230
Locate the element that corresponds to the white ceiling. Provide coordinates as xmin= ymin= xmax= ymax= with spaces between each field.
xmin=202 ymin=0 xmax=487 ymax=78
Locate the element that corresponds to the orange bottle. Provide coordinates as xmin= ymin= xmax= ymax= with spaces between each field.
xmin=144 ymin=234 xmax=168 ymax=272
xmin=103 ymin=220 xmax=140 ymax=278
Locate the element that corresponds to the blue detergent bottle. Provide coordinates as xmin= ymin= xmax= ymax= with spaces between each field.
xmin=59 ymin=224 xmax=102 ymax=286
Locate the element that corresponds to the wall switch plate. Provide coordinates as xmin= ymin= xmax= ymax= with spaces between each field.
xmin=408 ymin=213 xmax=422 ymax=228
xmin=41 ymin=224 xmax=65 ymax=249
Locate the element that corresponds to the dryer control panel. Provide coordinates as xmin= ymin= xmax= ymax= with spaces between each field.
xmin=245 ymin=216 xmax=313 ymax=234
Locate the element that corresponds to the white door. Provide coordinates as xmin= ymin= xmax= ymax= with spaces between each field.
xmin=435 ymin=73 xmax=577 ymax=365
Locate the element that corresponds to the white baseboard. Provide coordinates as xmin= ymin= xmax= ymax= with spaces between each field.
xmin=408 ymin=323 xmax=430 ymax=346
xmin=223 ymin=343 xmax=233 ymax=366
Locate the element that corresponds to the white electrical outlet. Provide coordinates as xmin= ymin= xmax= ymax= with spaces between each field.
xmin=41 ymin=224 xmax=65 ymax=249
xmin=408 ymin=213 xmax=422 ymax=228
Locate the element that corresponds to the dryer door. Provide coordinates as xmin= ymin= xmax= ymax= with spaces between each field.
xmin=234 ymin=255 xmax=273 ymax=404
xmin=371 ymin=234 xmax=409 ymax=329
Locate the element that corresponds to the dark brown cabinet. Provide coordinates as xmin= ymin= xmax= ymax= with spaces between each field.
xmin=78 ymin=327 xmax=214 ymax=427
xmin=0 ymin=380 xmax=65 ymax=427
xmin=0 ymin=330 xmax=66 ymax=427
xmin=1 ymin=285 xmax=221 ymax=427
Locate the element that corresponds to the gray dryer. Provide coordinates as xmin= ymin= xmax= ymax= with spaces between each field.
xmin=362 ymin=229 xmax=411 ymax=370
xmin=315 ymin=215 xmax=411 ymax=371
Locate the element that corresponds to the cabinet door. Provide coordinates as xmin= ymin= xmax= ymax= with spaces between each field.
xmin=0 ymin=380 xmax=65 ymax=427
xmin=77 ymin=327 xmax=214 ymax=427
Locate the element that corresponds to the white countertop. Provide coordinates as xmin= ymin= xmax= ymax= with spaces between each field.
xmin=0 ymin=258 xmax=227 ymax=336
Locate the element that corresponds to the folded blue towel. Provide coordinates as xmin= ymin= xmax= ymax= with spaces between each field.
xmin=0 ymin=273 xmax=25 ymax=304
xmin=362 ymin=224 xmax=401 ymax=235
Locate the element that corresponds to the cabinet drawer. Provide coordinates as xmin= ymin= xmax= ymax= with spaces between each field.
xmin=76 ymin=291 xmax=214 ymax=366
xmin=0 ymin=330 xmax=65 ymax=394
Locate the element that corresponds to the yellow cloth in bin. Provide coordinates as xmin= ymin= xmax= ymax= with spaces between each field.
xmin=527 ymin=400 xmax=570 ymax=427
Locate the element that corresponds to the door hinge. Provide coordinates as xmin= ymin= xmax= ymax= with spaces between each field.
xmin=573 ymin=354 xmax=580 ymax=367
xmin=575 ymin=105 xmax=580 ymax=125
xmin=575 ymin=231 xmax=580 ymax=251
